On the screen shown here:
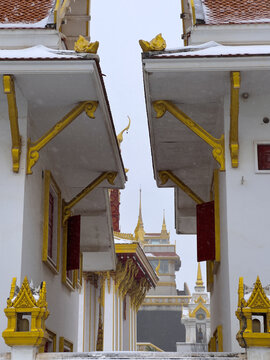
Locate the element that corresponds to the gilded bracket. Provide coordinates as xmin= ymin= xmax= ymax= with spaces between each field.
xmin=3 ymin=75 xmax=21 ymax=173
xmin=153 ymin=100 xmax=225 ymax=171
xmin=159 ymin=170 xmax=204 ymax=204
xmin=230 ymin=71 xmax=240 ymax=168
xmin=27 ymin=101 xmax=98 ymax=175
xmin=62 ymin=171 xmax=117 ymax=224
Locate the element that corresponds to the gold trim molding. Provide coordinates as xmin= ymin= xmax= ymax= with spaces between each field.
xmin=27 ymin=101 xmax=98 ymax=175
xmin=3 ymin=75 xmax=21 ymax=173
xmin=153 ymin=100 xmax=225 ymax=171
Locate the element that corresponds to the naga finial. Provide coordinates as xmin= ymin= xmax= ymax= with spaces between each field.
xmin=117 ymin=116 xmax=131 ymax=146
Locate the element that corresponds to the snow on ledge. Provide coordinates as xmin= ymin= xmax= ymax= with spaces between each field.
xmin=0 ymin=15 xmax=50 ymax=28
xmin=147 ymin=41 xmax=270 ymax=58
xmin=0 ymin=45 xmax=98 ymax=60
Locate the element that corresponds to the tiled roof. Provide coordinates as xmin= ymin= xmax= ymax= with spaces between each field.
xmin=0 ymin=0 xmax=55 ymax=26
xmin=202 ymin=0 xmax=270 ymax=25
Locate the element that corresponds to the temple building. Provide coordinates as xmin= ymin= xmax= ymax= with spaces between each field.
xmin=0 ymin=0 xmax=128 ymax=353
xmin=177 ymin=264 xmax=210 ymax=352
xmin=131 ymin=193 xmax=190 ymax=352
xmin=140 ymin=0 xmax=270 ymax=352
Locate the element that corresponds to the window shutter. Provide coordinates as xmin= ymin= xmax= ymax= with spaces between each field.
xmin=196 ymin=201 xmax=215 ymax=262
xmin=67 ymin=215 xmax=81 ymax=270
xmin=257 ymin=144 xmax=270 ymax=170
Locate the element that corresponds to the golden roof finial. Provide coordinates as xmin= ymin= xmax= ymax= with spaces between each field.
xmin=134 ymin=188 xmax=145 ymax=242
xmin=117 ymin=116 xmax=131 ymax=146
xmin=196 ymin=263 xmax=204 ymax=287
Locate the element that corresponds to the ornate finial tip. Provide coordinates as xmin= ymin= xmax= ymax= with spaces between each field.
xmin=139 ymin=33 xmax=166 ymax=52
xmin=117 ymin=116 xmax=131 ymax=145
xmin=74 ymin=35 xmax=99 ymax=54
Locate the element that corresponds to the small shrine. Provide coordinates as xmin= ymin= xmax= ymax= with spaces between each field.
xmin=236 ymin=276 xmax=270 ymax=348
xmin=2 ymin=277 xmax=49 ymax=347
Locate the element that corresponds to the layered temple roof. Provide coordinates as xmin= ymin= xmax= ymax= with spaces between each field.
xmin=201 ymin=0 xmax=270 ymax=25
xmin=0 ymin=0 xmax=55 ymax=26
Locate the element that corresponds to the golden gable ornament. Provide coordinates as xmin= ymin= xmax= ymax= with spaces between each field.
xmin=236 ymin=276 xmax=270 ymax=348
xmin=2 ymin=277 xmax=49 ymax=347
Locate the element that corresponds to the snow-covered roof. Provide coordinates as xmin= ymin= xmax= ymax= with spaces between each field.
xmin=114 ymin=237 xmax=136 ymax=245
xmin=146 ymin=41 xmax=270 ymax=59
xmin=201 ymin=0 xmax=270 ymax=25
xmin=0 ymin=45 xmax=99 ymax=60
xmin=0 ymin=0 xmax=55 ymax=28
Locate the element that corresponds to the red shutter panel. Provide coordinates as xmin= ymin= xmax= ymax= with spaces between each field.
xmin=196 ymin=201 xmax=215 ymax=262
xmin=67 ymin=215 xmax=81 ymax=270
xmin=257 ymin=144 xmax=270 ymax=170
xmin=110 ymin=189 xmax=120 ymax=232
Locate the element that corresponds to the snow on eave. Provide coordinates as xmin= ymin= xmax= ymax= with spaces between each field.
xmin=0 ymin=45 xmax=99 ymax=60
xmin=0 ymin=15 xmax=50 ymax=29
xmin=145 ymin=42 xmax=270 ymax=59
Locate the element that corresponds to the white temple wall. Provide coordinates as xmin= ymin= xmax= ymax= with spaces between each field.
xmin=0 ymin=87 xmax=28 ymax=353
xmin=19 ymin=107 xmax=81 ymax=350
xmin=80 ymin=279 xmax=100 ymax=351
xmin=103 ymin=279 xmax=114 ymax=351
xmin=212 ymin=85 xmax=270 ymax=352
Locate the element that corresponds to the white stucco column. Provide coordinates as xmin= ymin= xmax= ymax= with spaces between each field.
xmin=11 ymin=346 xmax=37 ymax=360
xmin=0 ymin=87 xmax=28 ymax=352
xmin=103 ymin=278 xmax=114 ymax=351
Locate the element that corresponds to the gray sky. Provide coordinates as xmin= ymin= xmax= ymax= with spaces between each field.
xmin=91 ymin=0 xmax=206 ymax=292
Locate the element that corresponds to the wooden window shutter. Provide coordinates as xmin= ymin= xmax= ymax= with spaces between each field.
xmin=257 ymin=144 xmax=270 ymax=170
xmin=196 ymin=201 xmax=215 ymax=262
xmin=67 ymin=215 xmax=81 ymax=270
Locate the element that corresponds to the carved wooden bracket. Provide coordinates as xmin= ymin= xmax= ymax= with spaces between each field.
xmin=153 ymin=100 xmax=225 ymax=171
xmin=159 ymin=170 xmax=204 ymax=204
xmin=230 ymin=71 xmax=240 ymax=168
xmin=3 ymin=75 xmax=21 ymax=173
xmin=62 ymin=171 xmax=117 ymax=224
xmin=27 ymin=101 xmax=98 ymax=175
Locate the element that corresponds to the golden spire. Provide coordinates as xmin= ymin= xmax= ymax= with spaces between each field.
xmin=134 ymin=189 xmax=145 ymax=242
xmin=162 ymin=209 xmax=167 ymax=232
xmin=117 ymin=116 xmax=131 ymax=146
xmin=196 ymin=263 xmax=204 ymax=286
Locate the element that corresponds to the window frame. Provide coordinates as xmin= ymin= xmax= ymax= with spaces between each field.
xmin=42 ymin=170 xmax=61 ymax=273
xmin=75 ymin=253 xmax=83 ymax=288
xmin=254 ymin=141 xmax=270 ymax=173
xmin=62 ymin=222 xmax=76 ymax=291
xmin=59 ymin=336 xmax=73 ymax=352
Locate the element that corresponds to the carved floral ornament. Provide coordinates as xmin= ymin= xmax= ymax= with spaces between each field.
xmin=139 ymin=33 xmax=166 ymax=52
xmin=74 ymin=35 xmax=99 ymax=54
xmin=88 ymin=258 xmax=152 ymax=311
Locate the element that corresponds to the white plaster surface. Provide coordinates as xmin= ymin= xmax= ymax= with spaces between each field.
xmin=247 ymin=348 xmax=270 ymax=360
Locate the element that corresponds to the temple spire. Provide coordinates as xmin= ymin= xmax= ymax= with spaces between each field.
xmin=162 ymin=209 xmax=167 ymax=232
xmin=196 ymin=263 xmax=204 ymax=287
xmin=134 ymin=189 xmax=145 ymax=242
